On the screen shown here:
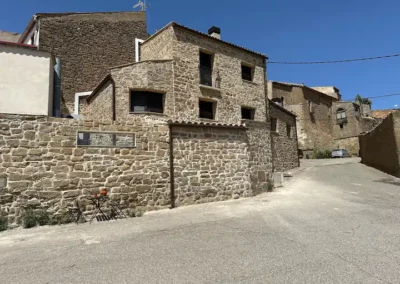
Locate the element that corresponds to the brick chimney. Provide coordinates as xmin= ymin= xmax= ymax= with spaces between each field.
xmin=208 ymin=26 xmax=221 ymax=39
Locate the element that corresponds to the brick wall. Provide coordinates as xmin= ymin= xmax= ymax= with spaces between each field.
xmin=269 ymin=103 xmax=299 ymax=172
xmin=359 ymin=112 xmax=400 ymax=176
xmin=38 ymin=12 xmax=148 ymax=115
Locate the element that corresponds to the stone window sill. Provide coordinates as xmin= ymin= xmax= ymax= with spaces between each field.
xmin=199 ymin=118 xmax=216 ymax=122
xmin=199 ymin=84 xmax=221 ymax=92
xmin=129 ymin=112 xmax=166 ymax=116
xmin=242 ymin=79 xmax=258 ymax=86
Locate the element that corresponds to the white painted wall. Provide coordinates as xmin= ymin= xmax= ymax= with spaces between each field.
xmin=0 ymin=44 xmax=53 ymax=116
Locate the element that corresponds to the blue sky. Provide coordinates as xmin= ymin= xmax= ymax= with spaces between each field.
xmin=1 ymin=0 xmax=399 ymax=110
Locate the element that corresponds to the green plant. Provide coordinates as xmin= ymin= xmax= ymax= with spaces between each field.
xmin=36 ymin=210 xmax=50 ymax=226
xmin=22 ymin=209 xmax=37 ymax=229
xmin=312 ymin=149 xmax=331 ymax=159
xmin=0 ymin=216 xmax=8 ymax=232
xmin=267 ymin=179 xmax=274 ymax=192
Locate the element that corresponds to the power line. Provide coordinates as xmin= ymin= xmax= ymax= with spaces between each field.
xmin=268 ymin=53 xmax=400 ymax=64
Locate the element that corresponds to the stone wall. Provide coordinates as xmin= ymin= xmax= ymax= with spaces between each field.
xmin=0 ymin=114 xmax=171 ymax=225
xmin=112 ymin=60 xmax=174 ymax=120
xmin=87 ymin=80 xmax=113 ymax=121
xmin=245 ymin=121 xmax=273 ymax=195
xmin=269 ymin=103 xmax=299 ymax=172
xmin=269 ymin=82 xmax=336 ymax=152
xmin=38 ymin=12 xmax=148 ymax=115
xmin=359 ymin=112 xmax=400 ymax=177
xmin=332 ymin=101 xmax=361 ymax=140
xmin=172 ymin=125 xmax=251 ymax=205
xmin=334 ymin=137 xmax=359 ymax=156
xmin=141 ymin=25 xmax=268 ymax=125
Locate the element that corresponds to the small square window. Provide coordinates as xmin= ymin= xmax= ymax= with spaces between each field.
xmin=199 ymin=100 xmax=215 ymax=119
xmin=241 ymin=65 xmax=253 ymax=81
xmin=286 ymin=124 xmax=291 ymax=137
xmin=271 ymin=118 xmax=277 ymax=132
xmin=241 ymin=107 xmax=255 ymax=120
xmin=340 ymin=124 xmax=344 ymax=129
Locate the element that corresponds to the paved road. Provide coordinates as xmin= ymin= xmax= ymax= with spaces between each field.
xmin=1 ymin=158 xmax=400 ymax=283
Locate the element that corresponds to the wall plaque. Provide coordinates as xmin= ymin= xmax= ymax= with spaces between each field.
xmin=77 ymin=131 xmax=135 ymax=148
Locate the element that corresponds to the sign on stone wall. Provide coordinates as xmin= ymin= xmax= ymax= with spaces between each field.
xmin=77 ymin=131 xmax=136 ymax=148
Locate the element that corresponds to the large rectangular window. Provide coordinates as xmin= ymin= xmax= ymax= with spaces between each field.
xmin=130 ymin=91 xmax=163 ymax=113
xmin=199 ymin=100 xmax=215 ymax=119
xmin=199 ymin=52 xmax=213 ymax=86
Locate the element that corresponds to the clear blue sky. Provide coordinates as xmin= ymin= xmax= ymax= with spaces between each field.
xmin=1 ymin=0 xmax=399 ymax=110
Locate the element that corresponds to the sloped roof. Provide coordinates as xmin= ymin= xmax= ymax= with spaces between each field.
xmin=144 ymin=22 xmax=267 ymax=59
xmin=372 ymin=109 xmax=395 ymax=119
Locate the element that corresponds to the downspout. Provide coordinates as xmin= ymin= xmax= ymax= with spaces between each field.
xmin=53 ymin=57 xmax=62 ymax=117
xmin=111 ymin=77 xmax=116 ymax=121
xmin=168 ymin=124 xmax=175 ymax=209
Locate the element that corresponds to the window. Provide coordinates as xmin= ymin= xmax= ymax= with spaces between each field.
xmin=336 ymin=108 xmax=347 ymax=120
xmin=340 ymin=124 xmax=344 ymax=129
xmin=241 ymin=64 xmax=253 ymax=81
xmin=199 ymin=100 xmax=215 ymax=119
xmin=199 ymin=52 xmax=213 ymax=86
xmin=130 ymin=91 xmax=163 ymax=113
xmin=286 ymin=124 xmax=291 ymax=137
xmin=271 ymin=118 xmax=277 ymax=132
xmin=241 ymin=107 xmax=255 ymax=120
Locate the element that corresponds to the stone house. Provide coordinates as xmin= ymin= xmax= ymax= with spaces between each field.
xmin=0 ymin=31 xmax=21 ymax=42
xmin=267 ymin=81 xmax=377 ymax=156
xmin=0 ymin=21 xmax=299 ymax=226
xmin=18 ymin=11 xmax=148 ymax=116
xmin=269 ymin=101 xmax=299 ymax=172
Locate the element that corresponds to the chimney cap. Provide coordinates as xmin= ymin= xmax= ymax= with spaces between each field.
xmin=208 ymin=26 xmax=221 ymax=35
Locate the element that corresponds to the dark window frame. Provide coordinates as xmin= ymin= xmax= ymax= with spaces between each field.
xmin=241 ymin=64 xmax=254 ymax=81
xmin=130 ymin=90 xmax=164 ymax=114
xmin=271 ymin=118 xmax=278 ymax=132
xmin=199 ymin=100 xmax=216 ymax=120
xmin=286 ymin=124 xmax=291 ymax=138
xmin=241 ymin=107 xmax=255 ymax=120
xmin=199 ymin=51 xmax=213 ymax=86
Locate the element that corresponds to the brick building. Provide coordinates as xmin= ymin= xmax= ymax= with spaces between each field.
xmin=18 ymin=11 xmax=148 ymax=116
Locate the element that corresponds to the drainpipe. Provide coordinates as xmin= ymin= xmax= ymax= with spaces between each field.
xmin=111 ymin=77 xmax=116 ymax=121
xmin=53 ymin=57 xmax=61 ymax=117
xmin=168 ymin=124 xmax=175 ymax=209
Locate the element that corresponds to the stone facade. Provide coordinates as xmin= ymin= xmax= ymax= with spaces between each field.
xmin=0 ymin=114 xmax=171 ymax=225
xmin=172 ymin=125 xmax=251 ymax=205
xmin=140 ymin=24 xmax=267 ymax=124
xmin=268 ymin=81 xmax=378 ymax=156
xmin=268 ymin=81 xmax=337 ymax=153
xmin=269 ymin=102 xmax=299 ymax=172
xmin=21 ymin=12 xmax=148 ymax=115
xmin=359 ymin=111 xmax=400 ymax=176
xmin=0 ymin=21 xmax=301 ymax=227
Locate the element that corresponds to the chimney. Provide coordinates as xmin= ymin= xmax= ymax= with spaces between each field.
xmin=208 ymin=26 xmax=221 ymax=39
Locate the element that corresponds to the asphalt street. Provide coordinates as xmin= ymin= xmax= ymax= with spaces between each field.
xmin=1 ymin=158 xmax=400 ymax=283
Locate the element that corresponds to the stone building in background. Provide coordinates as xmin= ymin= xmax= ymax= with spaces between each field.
xmin=267 ymin=81 xmax=378 ymax=156
xmin=18 ymin=11 xmax=148 ymax=116
xmin=0 ymin=31 xmax=21 ymax=42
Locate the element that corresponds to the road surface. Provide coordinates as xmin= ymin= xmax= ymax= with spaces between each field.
xmin=1 ymin=158 xmax=400 ymax=283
